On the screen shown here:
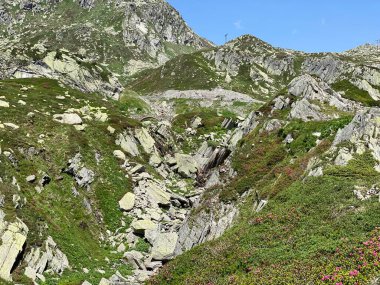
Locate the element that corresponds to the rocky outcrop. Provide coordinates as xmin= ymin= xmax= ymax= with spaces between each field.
xmin=174 ymin=202 xmax=238 ymax=256
xmin=122 ymin=0 xmax=211 ymax=62
xmin=116 ymin=132 xmax=140 ymax=157
xmin=287 ymin=75 xmax=359 ymax=121
xmin=331 ymin=108 xmax=380 ymax=169
xmin=152 ymin=88 xmax=264 ymax=104
xmin=24 ymin=236 xmax=69 ymax=282
xmin=13 ymin=51 xmax=123 ymax=99
xmin=0 ymin=212 xmax=28 ymax=281
xmin=63 ymin=153 xmax=95 ymax=189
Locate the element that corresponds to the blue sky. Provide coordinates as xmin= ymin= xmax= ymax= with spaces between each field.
xmin=167 ymin=0 xmax=380 ymax=52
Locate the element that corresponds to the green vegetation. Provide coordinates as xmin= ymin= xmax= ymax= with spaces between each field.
xmin=150 ymin=117 xmax=380 ymax=285
xmin=172 ymin=109 xmax=229 ymax=153
xmin=332 ymin=80 xmax=380 ymax=107
xmin=0 ymin=78 xmax=139 ymax=284
xmin=129 ymin=52 xmax=221 ymax=94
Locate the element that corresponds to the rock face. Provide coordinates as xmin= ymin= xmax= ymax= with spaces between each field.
xmin=287 ymin=74 xmax=359 ymax=121
xmin=0 ymin=213 xmax=28 ymax=281
xmin=122 ymin=0 xmax=211 ymax=62
xmin=12 ymin=51 xmax=123 ymax=99
xmin=174 ymin=153 xmax=198 ymax=178
xmin=63 ymin=153 xmax=95 ymax=189
xmin=135 ymin=128 xmax=156 ymax=154
xmin=332 ymin=108 xmax=380 ymax=168
xmin=24 ymin=236 xmax=69 ymax=281
xmin=174 ymin=202 xmax=238 ymax=256
xmin=0 ymin=0 xmax=212 ymax=87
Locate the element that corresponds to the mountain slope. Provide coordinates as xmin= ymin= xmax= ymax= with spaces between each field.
xmin=2 ymin=2 xmax=380 ymax=285
xmin=0 ymin=0 xmax=212 ymax=93
xmin=129 ymin=35 xmax=380 ymax=105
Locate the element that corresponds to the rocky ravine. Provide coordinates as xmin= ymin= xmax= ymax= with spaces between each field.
xmin=0 ymin=78 xmax=260 ymax=284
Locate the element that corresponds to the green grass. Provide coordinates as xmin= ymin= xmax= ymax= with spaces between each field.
xmin=172 ymin=109 xmax=229 ymax=154
xmin=150 ymin=129 xmax=380 ymax=285
xmin=0 ymin=78 xmax=140 ymax=284
xmin=332 ymin=80 xmax=380 ymax=107
xmin=128 ymin=52 xmax=221 ymax=94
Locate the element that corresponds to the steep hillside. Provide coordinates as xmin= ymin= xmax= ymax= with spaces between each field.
xmin=0 ymin=0 xmax=212 ymax=93
xmin=149 ymin=62 xmax=380 ymax=285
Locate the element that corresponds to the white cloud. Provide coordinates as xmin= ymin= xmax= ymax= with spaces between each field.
xmin=234 ymin=20 xmax=243 ymax=30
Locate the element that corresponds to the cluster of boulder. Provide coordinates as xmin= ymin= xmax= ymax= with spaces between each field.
xmin=100 ymin=110 xmax=261 ymax=283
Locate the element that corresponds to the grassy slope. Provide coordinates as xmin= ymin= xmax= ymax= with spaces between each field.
xmin=0 ymin=78 xmax=142 ymax=284
xmin=150 ymin=109 xmax=380 ymax=284
xmin=128 ymin=51 xmax=221 ymax=94
xmin=1 ymin=1 xmax=200 ymax=83
xmin=332 ymin=80 xmax=380 ymax=107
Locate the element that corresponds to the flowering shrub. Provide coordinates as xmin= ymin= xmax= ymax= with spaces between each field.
xmin=321 ymin=228 xmax=380 ymax=284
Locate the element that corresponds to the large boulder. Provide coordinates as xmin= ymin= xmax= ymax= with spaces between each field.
xmin=135 ymin=128 xmax=155 ymax=154
xmin=151 ymin=232 xmax=178 ymax=261
xmin=119 ymin=193 xmax=135 ymax=211
xmin=131 ymin=220 xmax=157 ymax=234
xmin=135 ymin=180 xmax=171 ymax=207
xmin=0 ymin=215 xmax=28 ymax=281
xmin=115 ymin=133 xmax=140 ymax=157
xmin=174 ymin=153 xmax=198 ymax=178
xmin=53 ymin=113 xmax=82 ymax=125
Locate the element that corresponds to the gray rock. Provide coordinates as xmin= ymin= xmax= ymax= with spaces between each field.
xmin=113 ymin=150 xmax=126 ymax=161
xmin=24 ymin=236 xmax=69 ymax=280
xmin=135 ymin=128 xmax=155 ymax=154
xmin=0 ymin=215 xmax=28 ymax=281
xmin=116 ymin=133 xmax=140 ymax=157
xmin=53 ymin=113 xmax=82 ymax=125
xmin=124 ymin=251 xmax=146 ymax=270
xmin=151 ymin=232 xmax=178 ymax=261
xmin=119 ymin=193 xmax=136 ymax=211
xmin=174 ymin=153 xmax=198 ymax=178
xmin=26 ymin=175 xmax=36 ymax=183
xmin=131 ymin=220 xmax=157 ymax=234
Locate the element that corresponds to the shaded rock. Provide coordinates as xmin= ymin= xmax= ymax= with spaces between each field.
xmin=24 ymin=236 xmax=69 ymax=280
xmin=124 ymin=251 xmax=146 ymax=270
xmin=334 ymin=147 xmax=353 ymax=166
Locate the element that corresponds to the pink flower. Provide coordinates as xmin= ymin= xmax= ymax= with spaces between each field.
xmin=335 ymin=283 xmax=343 ymax=285
xmin=349 ymin=269 xmax=359 ymax=277
xmin=321 ymin=275 xmax=331 ymax=281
